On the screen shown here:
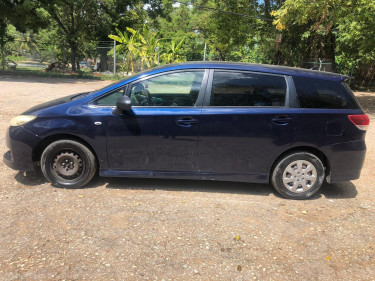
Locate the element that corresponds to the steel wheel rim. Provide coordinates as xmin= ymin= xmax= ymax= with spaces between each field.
xmin=282 ymin=160 xmax=317 ymax=193
xmin=52 ymin=150 xmax=84 ymax=181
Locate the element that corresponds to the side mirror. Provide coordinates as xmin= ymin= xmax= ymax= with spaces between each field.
xmin=116 ymin=95 xmax=132 ymax=111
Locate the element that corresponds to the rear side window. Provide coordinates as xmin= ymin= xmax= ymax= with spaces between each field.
xmin=293 ymin=76 xmax=359 ymax=109
xmin=210 ymin=71 xmax=286 ymax=107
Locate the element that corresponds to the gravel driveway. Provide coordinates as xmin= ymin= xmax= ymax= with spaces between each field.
xmin=0 ymin=76 xmax=374 ymax=280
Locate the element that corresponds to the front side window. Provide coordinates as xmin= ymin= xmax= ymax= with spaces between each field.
xmin=210 ymin=71 xmax=287 ymax=107
xmin=94 ymin=87 xmax=126 ymax=106
xmin=130 ymin=71 xmax=205 ymax=106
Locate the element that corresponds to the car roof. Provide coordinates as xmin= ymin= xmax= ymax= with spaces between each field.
xmin=135 ymin=61 xmax=348 ymax=82
xmin=95 ymin=61 xmax=348 ymax=95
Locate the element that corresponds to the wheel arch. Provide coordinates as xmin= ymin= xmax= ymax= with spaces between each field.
xmin=269 ymin=146 xmax=330 ymax=180
xmin=32 ymin=134 xmax=99 ymax=165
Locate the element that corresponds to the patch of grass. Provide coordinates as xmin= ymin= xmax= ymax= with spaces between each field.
xmin=5 ymin=55 xmax=28 ymax=62
xmin=0 ymin=67 xmax=123 ymax=81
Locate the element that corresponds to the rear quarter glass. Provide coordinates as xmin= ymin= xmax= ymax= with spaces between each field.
xmin=293 ymin=76 xmax=361 ymax=109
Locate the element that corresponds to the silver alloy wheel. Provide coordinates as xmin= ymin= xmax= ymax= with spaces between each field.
xmin=282 ymin=160 xmax=317 ymax=193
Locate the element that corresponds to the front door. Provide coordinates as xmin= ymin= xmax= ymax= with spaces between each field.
xmin=105 ymin=70 xmax=208 ymax=172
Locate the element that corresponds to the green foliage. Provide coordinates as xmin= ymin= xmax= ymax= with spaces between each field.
xmin=155 ymin=5 xmax=204 ymax=61
xmin=109 ymin=27 xmax=143 ymax=73
xmin=109 ymin=25 xmax=187 ymax=73
xmin=335 ymin=0 xmax=375 ymax=63
xmin=193 ymin=0 xmax=268 ymax=61
xmin=2 ymin=0 xmax=375 ymax=85
xmin=160 ymin=38 xmax=186 ymax=64
xmin=271 ymin=0 xmax=375 ymax=77
xmin=0 ymin=0 xmax=49 ymax=70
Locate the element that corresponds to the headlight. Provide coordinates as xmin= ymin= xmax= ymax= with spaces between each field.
xmin=10 ymin=115 xmax=37 ymax=127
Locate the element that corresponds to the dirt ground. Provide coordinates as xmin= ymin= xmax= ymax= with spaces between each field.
xmin=0 ymin=75 xmax=374 ymax=281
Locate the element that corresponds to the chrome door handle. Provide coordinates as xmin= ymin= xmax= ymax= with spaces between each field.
xmin=176 ymin=118 xmax=198 ymax=127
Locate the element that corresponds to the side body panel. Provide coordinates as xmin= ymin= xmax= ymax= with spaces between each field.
xmin=294 ymin=109 xmax=367 ymax=183
xmin=197 ymin=108 xmax=300 ymax=182
xmin=106 ymin=108 xmax=202 ymax=172
xmin=105 ymin=69 xmax=209 ymax=172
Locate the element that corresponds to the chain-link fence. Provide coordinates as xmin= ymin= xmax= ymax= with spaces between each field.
xmin=2 ymin=40 xmax=117 ymax=74
xmin=94 ymin=41 xmax=116 ymax=73
xmin=3 ymin=38 xmax=338 ymax=77
xmin=301 ymin=58 xmax=333 ymax=72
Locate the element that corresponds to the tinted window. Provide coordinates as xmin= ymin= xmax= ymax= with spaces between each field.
xmin=95 ymin=87 xmax=126 ymax=106
xmin=210 ymin=71 xmax=286 ymax=107
xmin=293 ymin=76 xmax=358 ymax=109
xmin=130 ymin=71 xmax=204 ymax=106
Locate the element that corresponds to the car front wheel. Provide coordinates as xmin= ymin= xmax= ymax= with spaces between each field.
xmin=41 ymin=140 xmax=97 ymax=188
xmin=271 ymin=152 xmax=325 ymax=199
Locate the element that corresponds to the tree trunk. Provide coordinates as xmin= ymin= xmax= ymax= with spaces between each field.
xmin=327 ymin=31 xmax=337 ymax=72
xmin=1 ymin=44 xmax=4 ymax=71
xmin=264 ymin=0 xmax=270 ymax=17
xmin=98 ymin=52 xmax=109 ymax=72
xmin=70 ymin=42 xmax=77 ymax=72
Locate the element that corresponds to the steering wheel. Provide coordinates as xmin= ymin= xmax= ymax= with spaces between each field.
xmin=132 ymin=83 xmax=153 ymax=106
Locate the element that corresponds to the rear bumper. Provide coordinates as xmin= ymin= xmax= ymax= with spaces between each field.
xmin=3 ymin=127 xmax=41 ymax=171
xmin=321 ymin=140 xmax=366 ymax=183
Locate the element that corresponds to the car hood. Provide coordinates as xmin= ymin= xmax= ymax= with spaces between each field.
xmin=22 ymin=92 xmax=91 ymax=115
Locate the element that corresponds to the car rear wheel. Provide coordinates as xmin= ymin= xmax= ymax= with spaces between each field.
xmin=41 ymin=140 xmax=97 ymax=188
xmin=271 ymin=152 xmax=325 ymax=199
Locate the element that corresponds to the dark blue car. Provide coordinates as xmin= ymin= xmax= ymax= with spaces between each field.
xmin=3 ymin=62 xmax=370 ymax=199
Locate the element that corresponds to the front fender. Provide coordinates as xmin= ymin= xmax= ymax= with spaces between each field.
xmin=24 ymin=115 xmax=110 ymax=170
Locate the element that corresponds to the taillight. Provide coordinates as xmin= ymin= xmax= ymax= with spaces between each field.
xmin=348 ymin=114 xmax=370 ymax=130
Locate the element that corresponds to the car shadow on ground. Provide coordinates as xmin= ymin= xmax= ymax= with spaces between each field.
xmin=103 ymin=177 xmax=274 ymax=197
xmin=318 ymin=182 xmax=358 ymax=199
xmin=102 ymin=178 xmax=358 ymax=200
xmin=14 ymin=170 xmax=47 ymax=186
xmin=14 ymin=171 xmax=358 ymax=200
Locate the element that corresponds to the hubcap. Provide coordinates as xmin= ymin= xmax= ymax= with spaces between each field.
xmin=53 ymin=151 xmax=83 ymax=178
xmin=282 ymin=160 xmax=317 ymax=193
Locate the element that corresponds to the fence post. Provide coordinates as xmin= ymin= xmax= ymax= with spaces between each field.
xmin=203 ymin=42 xmax=207 ymax=61
xmin=113 ymin=40 xmax=116 ymax=74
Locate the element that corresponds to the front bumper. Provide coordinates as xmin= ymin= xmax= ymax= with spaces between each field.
xmin=3 ymin=126 xmax=41 ymax=171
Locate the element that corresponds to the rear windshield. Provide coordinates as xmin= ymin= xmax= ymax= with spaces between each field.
xmin=293 ymin=76 xmax=360 ymax=109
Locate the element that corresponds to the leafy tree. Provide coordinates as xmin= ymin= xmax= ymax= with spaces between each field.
xmin=271 ymin=0 xmax=341 ymax=70
xmin=35 ymin=0 xmax=163 ymax=72
xmin=161 ymin=38 xmax=186 ymax=63
xmin=136 ymin=27 xmax=162 ymax=69
xmin=0 ymin=22 xmax=13 ymax=70
xmin=335 ymin=0 xmax=375 ymax=83
xmin=36 ymin=0 xmax=103 ymax=71
xmin=0 ymin=0 xmax=48 ymax=69
xmin=109 ymin=27 xmax=142 ymax=73
xmin=193 ymin=0 xmax=259 ymax=61
xmin=271 ymin=0 xmax=375 ymax=80
xmin=155 ymin=4 xmax=204 ymax=61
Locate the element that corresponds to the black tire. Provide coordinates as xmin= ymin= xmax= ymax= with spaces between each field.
xmin=271 ymin=152 xmax=325 ymax=200
xmin=41 ymin=140 xmax=97 ymax=188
